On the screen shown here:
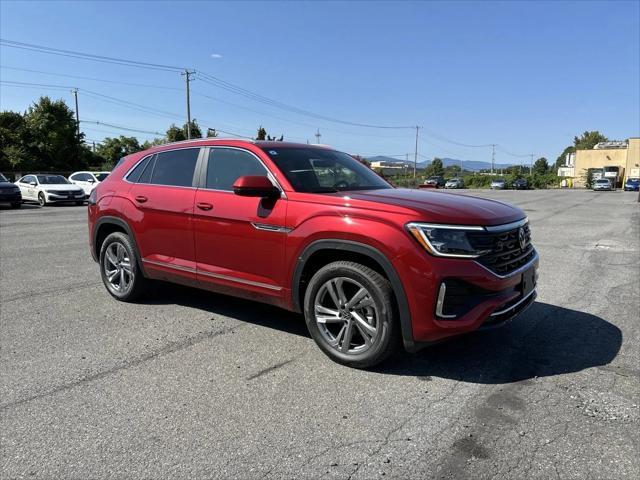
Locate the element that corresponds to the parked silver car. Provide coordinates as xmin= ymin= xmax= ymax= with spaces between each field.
xmin=593 ymin=179 xmax=612 ymax=191
xmin=445 ymin=178 xmax=464 ymax=189
xmin=490 ymin=178 xmax=506 ymax=190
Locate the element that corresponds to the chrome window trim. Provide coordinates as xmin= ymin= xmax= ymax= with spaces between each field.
xmin=123 ymin=147 xmax=202 ymax=187
xmin=201 ymin=146 xmax=287 ymax=199
xmin=141 ymin=258 xmax=282 ymax=291
xmin=490 ymin=288 xmax=537 ymax=316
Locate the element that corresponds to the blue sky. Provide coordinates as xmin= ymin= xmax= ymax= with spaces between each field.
xmin=1 ymin=0 xmax=638 ymax=164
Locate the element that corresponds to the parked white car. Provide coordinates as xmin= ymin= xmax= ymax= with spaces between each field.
xmin=68 ymin=171 xmax=110 ymax=196
xmin=15 ymin=174 xmax=86 ymax=206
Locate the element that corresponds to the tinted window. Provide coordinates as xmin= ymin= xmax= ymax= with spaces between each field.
xmin=0 ymin=173 xmax=8 ymax=182
xmin=150 ymin=149 xmax=199 ymax=187
xmin=206 ymin=148 xmax=267 ymax=190
xmin=127 ymin=155 xmax=153 ymax=183
xmin=21 ymin=176 xmax=34 ymax=184
xmin=95 ymin=173 xmax=109 ymax=181
xmin=37 ymin=175 xmax=70 ymax=185
xmin=72 ymin=173 xmax=90 ymax=181
xmin=261 ymin=148 xmax=390 ymax=193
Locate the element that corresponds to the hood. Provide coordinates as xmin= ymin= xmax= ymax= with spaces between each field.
xmin=337 ymin=188 xmax=525 ymax=226
xmin=0 ymin=181 xmax=19 ymax=190
xmin=41 ymin=184 xmax=84 ymax=191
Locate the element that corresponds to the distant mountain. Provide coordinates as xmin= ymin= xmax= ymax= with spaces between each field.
xmin=365 ymin=155 xmax=516 ymax=172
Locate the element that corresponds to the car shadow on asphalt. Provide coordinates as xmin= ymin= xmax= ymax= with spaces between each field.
xmin=377 ymin=301 xmax=623 ymax=383
xmin=142 ymin=286 xmax=622 ymax=384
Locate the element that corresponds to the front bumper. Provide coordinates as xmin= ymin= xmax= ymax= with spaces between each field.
xmin=0 ymin=191 xmax=22 ymax=203
xmin=46 ymin=192 xmax=85 ymax=202
xmin=399 ymin=247 xmax=539 ymax=347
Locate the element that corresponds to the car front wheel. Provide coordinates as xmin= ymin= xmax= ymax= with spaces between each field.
xmin=303 ymin=261 xmax=399 ymax=368
xmin=38 ymin=192 xmax=46 ymax=207
xmin=99 ymin=232 xmax=147 ymax=301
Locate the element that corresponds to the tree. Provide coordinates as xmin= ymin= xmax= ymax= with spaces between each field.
xmin=256 ymin=126 xmax=267 ymax=140
xmin=0 ymin=111 xmax=32 ymax=171
xmin=554 ymin=145 xmax=575 ymax=170
xmin=166 ymin=124 xmax=186 ymax=142
xmin=184 ymin=119 xmax=202 ymax=139
xmin=532 ymin=157 xmax=549 ymax=175
xmin=96 ymin=136 xmax=142 ymax=169
xmin=24 ymin=96 xmax=84 ymax=171
xmin=425 ymin=157 xmax=444 ymax=177
xmin=574 ymin=131 xmax=607 ymax=150
xmin=141 ymin=138 xmax=165 ymax=150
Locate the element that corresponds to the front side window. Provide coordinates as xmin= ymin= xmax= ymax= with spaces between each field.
xmin=72 ymin=173 xmax=89 ymax=181
xmin=36 ymin=175 xmax=70 ymax=185
xmin=261 ymin=147 xmax=391 ymax=193
xmin=206 ymin=148 xmax=267 ymax=190
xmin=150 ymin=149 xmax=199 ymax=187
xmin=95 ymin=173 xmax=109 ymax=181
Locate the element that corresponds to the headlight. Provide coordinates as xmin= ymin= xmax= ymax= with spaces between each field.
xmin=406 ymin=223 xmax=491 ymax=258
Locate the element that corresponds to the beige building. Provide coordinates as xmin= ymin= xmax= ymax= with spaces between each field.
xmin=572 ymin=138 xmax=640 ymax=187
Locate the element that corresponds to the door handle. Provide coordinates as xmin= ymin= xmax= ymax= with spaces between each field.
xmin=196 ymin=202 xmax=213 ymax=211
xmin=135 ymin=195 xmax=148 ymax=203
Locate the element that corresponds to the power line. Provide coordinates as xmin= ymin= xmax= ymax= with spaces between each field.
xmin=0 ymin=80 xmax=72 ymax=90
xmin=0 ymin=65 xmax=182 ymax=90
xmin=0 ymin=39 xmax=184 ymax=72
xmin=80 ymin=120 xmax=164 ymax=136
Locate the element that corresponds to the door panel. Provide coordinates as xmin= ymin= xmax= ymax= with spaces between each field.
xmin=193 ymin=147 xmax=287 ymax=296
xmin=127 ymin=148 xmax=201 ymax=277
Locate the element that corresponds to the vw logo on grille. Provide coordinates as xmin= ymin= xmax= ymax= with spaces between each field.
xmin=518 ymin=227 xmax=527 ymax=250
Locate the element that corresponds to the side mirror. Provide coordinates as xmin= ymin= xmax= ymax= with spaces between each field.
xmin=232 ymin=176 xmax=280 ymax=198
xmin=29 ymin=181 xmax=37 ymax=186
xmin=87 ymin=178 xmax=95 ymax=183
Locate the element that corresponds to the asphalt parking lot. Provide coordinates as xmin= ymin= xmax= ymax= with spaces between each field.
xmin=1 ymin=189 xmax=639 ymax=479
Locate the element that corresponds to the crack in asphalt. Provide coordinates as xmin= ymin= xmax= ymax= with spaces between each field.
xmin=0 ymin=324 xmax=242 ymax=411
xmin=246 ymin=358 xmax=296 ymax=380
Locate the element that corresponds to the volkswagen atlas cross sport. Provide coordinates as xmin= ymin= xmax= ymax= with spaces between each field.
xmin=88 ymin=139 xmax=538 ymax=368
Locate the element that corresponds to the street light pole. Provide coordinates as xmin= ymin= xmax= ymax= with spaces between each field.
xmin=414 ymin=126 xmax=420 ymax=184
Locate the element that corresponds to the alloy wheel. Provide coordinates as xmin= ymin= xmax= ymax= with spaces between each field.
xmin=314 ymin=277 xmax=380 ymax=354
xmin=103 ymin=242 xmax=135 ymax=295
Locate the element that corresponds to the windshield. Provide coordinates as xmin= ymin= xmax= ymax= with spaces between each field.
xmin=261 ymin=147 xmax=391 ymax=193
xmin=0 ymin=173 xmax=8 ymax=182
xmin=36 ymin=175 xmax=70 ymax=185
xmin=595 ymin=179 xmax=609 ymax=184
xmin=95 ymin=173 xmax=109 ymax=181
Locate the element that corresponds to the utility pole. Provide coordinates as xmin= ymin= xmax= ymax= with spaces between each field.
xmin=530 ymin=153 xmax=534 ymax=174
xmin=182 ymin=70 xmax=195 ymax=139
xmin=491 ymin=144 xmax=496 ymax=175
xmin=414 ymin=126 xmax=420 ymax=183
xmin=72 ymin=88 xmax=80 ymax=138
xmin=315 ymin=128 xmax=321 ymax=144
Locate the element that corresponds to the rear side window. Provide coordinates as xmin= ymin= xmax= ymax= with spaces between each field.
xmin=151 ymin=149 xmax=199 ymax=187
xmin=126 ymin=155 xmax=153 ymax=183
xmin=206 ymin=148 xmax=267 ymax=191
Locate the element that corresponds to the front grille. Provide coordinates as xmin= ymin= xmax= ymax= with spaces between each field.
xmin=468 ymin=223 xmax=535 ymax=276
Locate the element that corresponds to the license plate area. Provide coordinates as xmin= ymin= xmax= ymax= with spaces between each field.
xmin=521 ymin=266 xmax=536 ymax=297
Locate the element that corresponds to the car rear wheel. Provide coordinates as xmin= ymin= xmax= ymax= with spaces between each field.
xmin=38 ymin=192 xmax=46 ymax=207
xmin=99 ymin=232 xmax=147 ymax=301
xmin=303 ymin=261 xmax=399 ymax=368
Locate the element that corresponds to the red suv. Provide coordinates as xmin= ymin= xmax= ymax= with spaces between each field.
xmin=88 ymin=139 xmax=538 ymax=368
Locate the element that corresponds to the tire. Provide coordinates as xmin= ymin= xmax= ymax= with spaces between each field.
xmin=99 ymin=231 xmax=148 ymax=301
xmin=10 ymin=202 xmax=21 ymax=209
xmin=38 ymin=192 xmax=46 ymax=207
xmin=303 ymin=261 xmax=400 ymax=368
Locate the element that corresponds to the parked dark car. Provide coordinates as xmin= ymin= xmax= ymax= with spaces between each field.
xmin=0 ymin=173 xmax=22 ymax=208
xmin=512 ymin=178 xmax=528 ymax=190
xmin=88 ymin=139 xmax=538 ymax=368
xmin=420 ymin=176 xmax=446 ymax=188
xmin=624 ymin=178 xmax=639 ymax=191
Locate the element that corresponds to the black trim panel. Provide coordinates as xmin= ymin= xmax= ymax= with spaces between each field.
xmin=292 ymin=239 xmax=415 ymax=351
xmin=92 ymin=216 xmax=147 ymax=277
